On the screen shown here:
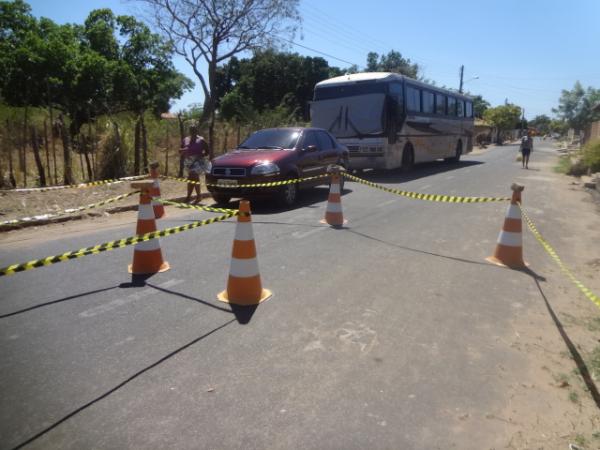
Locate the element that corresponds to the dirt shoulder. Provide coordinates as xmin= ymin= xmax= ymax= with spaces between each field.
xmin=0 ymin=177 xmax=211 ymax=229
xmin=0 ymin=177 xmax=218 ymax=248
xmin=497 ymin=148 xmax=600 ymax=449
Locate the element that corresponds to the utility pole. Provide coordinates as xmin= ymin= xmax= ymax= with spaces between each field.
xmin=521 ymin=108 xmax=525 ymax=136
xmin=459 ymin=65 xmax=464 ymax=93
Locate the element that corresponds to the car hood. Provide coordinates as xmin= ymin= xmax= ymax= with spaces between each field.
xmin=212 ymin=149 xmax=293 ymax=167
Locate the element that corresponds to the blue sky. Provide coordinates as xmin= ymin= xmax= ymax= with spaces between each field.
xmin=27 ymin=0 xmax=600 ymax=119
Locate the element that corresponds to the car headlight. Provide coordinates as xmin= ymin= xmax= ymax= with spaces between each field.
xmin=251 ymin=163 xmax=280 ymax=176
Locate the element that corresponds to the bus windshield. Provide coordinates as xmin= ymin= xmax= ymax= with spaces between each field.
xmin=314 ymin=82 xmax=388 ymax=101
xmin=311 ymin=81 xmax=392 ymax=138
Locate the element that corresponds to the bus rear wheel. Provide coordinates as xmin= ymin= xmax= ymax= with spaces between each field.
xmin=401 ymin=145 xmax=414 ymax=172
xmin=446 ymin=140 xmax=462 ymax=163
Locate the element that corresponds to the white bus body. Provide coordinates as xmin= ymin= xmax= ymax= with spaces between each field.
xmin=311 ymin=72 xmax=474 ymax=170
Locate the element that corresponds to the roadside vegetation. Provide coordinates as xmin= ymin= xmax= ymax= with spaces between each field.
xmin=0 ymin=0 xmax=444 ymax=189
xmin=3 ymin=0 xmax=597 ymax=192
xmin=554 ymin=139 xmax=600 ymax=176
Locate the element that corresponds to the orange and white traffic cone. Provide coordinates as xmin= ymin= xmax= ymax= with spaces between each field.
xmin=128 ymin=180 xmax=170 ymax=274
xmin=218 ymin=200 xmax=271 ymax=305
xmin=148 ymin=161 xmax=165 ymax=219
xmin=320 ymin=169 xmax=346 ymax=228
xmin=486 ymin=183 xmax=527 ymax=269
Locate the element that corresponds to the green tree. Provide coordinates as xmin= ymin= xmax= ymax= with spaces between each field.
xmin=549 ymin=119 xmax=568 ymax=136
xmin=364 ymin=50 xmax=419 ymax=78
xmin=141 ymin=0 xmax=301 ymax=156
xmin=529 ymin=114 xmax=551 ymax=134
xmin=1 ymin=1 xmax=191 ymax=182
xmin=471 ymin=95 xmax=490 ymax=118
xmin=115 ymin=13 xmax=193 ymax=174
xmin=483 ymin=104 xmax=522 ymax=143
xmin=0 ymin=0 xmax=35 ymax=102
xmin=0 ymin=1 xmax=54 ymax=184
xmin=553 ymin=81 xmax=600 ymax=131
xmin=216 ymin=50 xmax=337 ymax=123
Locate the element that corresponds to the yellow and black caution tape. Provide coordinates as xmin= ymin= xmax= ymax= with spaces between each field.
xmin=0 ymin=191 xmax=140 ymax=227
xmin=10 ymin=175 xmax=146 ymax=193
xmin=157 ymin=199 xmax=238 ymax=214
xmin=0 ymin=211 xmax=240 ymax=277
xmin=343 ymin=173 xmax=510 ymax=203
xmin=161 ymin=176 xmax=203 ymax=185
xmin=518 ymin=203 xmax=600 ymax=309
xmin=161 ymin=174 xmax=328 ymax=188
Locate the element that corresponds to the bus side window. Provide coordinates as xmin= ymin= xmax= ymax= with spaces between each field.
xmin=389 ymin=82 xmax=404 ymax=117
xmin=466 ymin=101 xmax=473 ymax=118
xmin=422 ymin=91 xmax=434 ymax=114
xmin=406 ymin=85 xmax=421 ymax=113
xmin=435 ymin=94 xmax=446 ymax=115
xmin=457 ymin=100 xmax=464 ymax=117
xmin=447 ymin=97 xmax=457 ymax=117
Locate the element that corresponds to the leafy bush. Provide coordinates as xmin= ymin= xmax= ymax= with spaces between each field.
xmin=582 ymin=139 xmax=600 ymax=173
xmin=568 ymin=159 xmax=589 ymax=176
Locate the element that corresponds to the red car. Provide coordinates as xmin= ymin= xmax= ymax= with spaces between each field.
xmin=207 ymin=127 xmax=349 ymax=206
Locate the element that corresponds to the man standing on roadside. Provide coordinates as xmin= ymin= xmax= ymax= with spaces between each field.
xmin=520 ymin=131 xmax=533 ymax=169
xmin=180 ymin=123 xmax=211 ymax=204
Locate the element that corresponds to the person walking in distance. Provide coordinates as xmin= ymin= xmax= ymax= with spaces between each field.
xmin=180 ymin=124 xmax=211 ymax=204
xmin=520 ymin=131 xmax=533 ymax=169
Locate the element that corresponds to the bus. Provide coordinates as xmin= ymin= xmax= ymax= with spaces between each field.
xmin=310 ymin=72 xmax=474 ymax=171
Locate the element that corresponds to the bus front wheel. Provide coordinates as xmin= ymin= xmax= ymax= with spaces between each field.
xmin=401 ymin=145 xmax=414 ymax=172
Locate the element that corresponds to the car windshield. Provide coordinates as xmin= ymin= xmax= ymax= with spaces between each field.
xmin=239 ymin=129 xmax=301 ymax=150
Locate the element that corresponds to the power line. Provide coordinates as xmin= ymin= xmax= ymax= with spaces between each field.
xmin=299 ymin=15 xmax=386 ymax=57
xmin=300 ymin=20 xmax=376 ymax=56
xmin=476 ymin=72 xmax=600 ymax=82
xmin=300 ymin=23 xmax=374 ymax=57
xmin=301 ymin=1 xmax=390 ymax=51
xmin=279 ymin=37 xmax=360 ymax=67
xmin=301 ymin=2 xmax=435 ymax=69
xmin=476 ymin=81 xmax=560 ymax=95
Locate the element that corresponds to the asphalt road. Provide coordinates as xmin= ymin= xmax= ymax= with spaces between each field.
xmin=0 ymin=140 xmax=567 ymax=449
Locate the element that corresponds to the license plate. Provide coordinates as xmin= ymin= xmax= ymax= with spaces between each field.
xmin=217 ymin=179 xmax=238 ymax=186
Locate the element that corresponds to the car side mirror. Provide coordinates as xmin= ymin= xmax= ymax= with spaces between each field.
xmin=304 ymin=145 xmax=318 ymax=153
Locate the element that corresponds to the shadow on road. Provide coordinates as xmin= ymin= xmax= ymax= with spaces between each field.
xmin=120 ymin=273 xmax=156 ymax=288
xmin=228 ymin=304 xmax=258 ymax=324
xmin=143 ymin=282 xmax=259 ymax=325
xmin=145 ymin=282 xmax=234 ymax=314
xmin=0 ymin=274 xmax=263 ymax=323
xmin=208 ymin=185 xmax=357 ymax=216
xmin=351 ymin=160 xmax=484 ymax=185
xmin=531 ymin=277 xmax=600 ymax=410
xmin=223 ymin=187 xmax=334 ymax=215
xmin=344 ymin=228 xmax=502 ymax=268
xmin=9 ymin=319 xmax=236 ymax=450
xmin=514 ymin=266 xmax=546 ymax=282
xmin=0 ymin=286 xmax=119 ymax=319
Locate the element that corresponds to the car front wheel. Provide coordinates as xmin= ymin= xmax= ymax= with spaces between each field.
xmin=278 ymin=177 xmax=298 ymax=207
xmin=211 ymin=193 xmax=231 ymax=205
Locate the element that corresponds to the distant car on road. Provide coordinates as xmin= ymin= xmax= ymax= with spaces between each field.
xmin=207 ymin=127 xmax=349 ymax=206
